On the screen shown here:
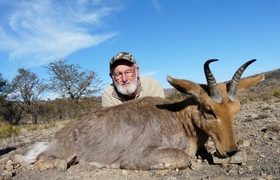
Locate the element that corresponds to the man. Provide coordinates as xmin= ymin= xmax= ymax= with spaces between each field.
xmin=102 ymin=52 xmax=165 ymax=107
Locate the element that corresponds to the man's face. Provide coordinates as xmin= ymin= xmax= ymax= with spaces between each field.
xmin=111 ymin=62 xmax=139 ymax=96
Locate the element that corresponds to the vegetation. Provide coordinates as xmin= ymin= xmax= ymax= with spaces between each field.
xmin=272 ymin=89 xmax=280 ymax=97
xmin=0 ymin=73 xmax=8 ymax=97
xmin=0 ymin=59 xmax=102 ymax=125
xmin=45 ymin=59 xmax=102 ymax=104
xmin=0 ymin=61 xmax=279 ymax=127
xmin=166 ymin=90 xmax=188 ymax=101
xmin=27 ymin=122 xmax=57 ymax=131
xmin=8 ymin=68 xmax=46 ymax=124
xmin=0 ymin=121 xmax=20 ymax=139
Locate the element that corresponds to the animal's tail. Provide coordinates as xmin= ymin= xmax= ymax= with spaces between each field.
xmin=23 ymin=142 xmax=49 ymax=163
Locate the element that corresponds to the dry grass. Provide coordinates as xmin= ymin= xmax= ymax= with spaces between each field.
xmin=0 ymin=122 xmax=21 ymax=139
xmin=272 ymin=89 xmax=280 ymax=97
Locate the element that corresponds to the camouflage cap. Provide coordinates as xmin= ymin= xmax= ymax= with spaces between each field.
xmin=110 ymin=52 xmax=137 ymax=68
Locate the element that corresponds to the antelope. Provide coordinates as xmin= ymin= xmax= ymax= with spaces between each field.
xmin=24 ymin=59 xmax=264 ymax=172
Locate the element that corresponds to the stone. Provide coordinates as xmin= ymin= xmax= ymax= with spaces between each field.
xmin=5 ymin=160 xmax=14 ymax=172
xmin=0 ymin=157 xmax=9 ymax=165
xmin=213 ymin=151 xmax=248 ymax=164
xmin=190 ymin=161 xmax=204 ymax=171
xmin=242 ymin=140 xmax=251 ymax=147
xmin=247 ymin=166 xmax=254 ymax=171
xmin=2 ymin=170 xmax=13 ymax=178
xmin=14 ymin=154 xmax=24 ymax=163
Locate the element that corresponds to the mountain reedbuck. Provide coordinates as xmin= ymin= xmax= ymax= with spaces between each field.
xmin=24 ymin=59 xmax=264 ymax=172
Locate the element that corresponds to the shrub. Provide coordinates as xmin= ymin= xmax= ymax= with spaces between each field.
xmin=0 ymin=122 xmax=20 ymax=139
xmin=167 ymin=91 xmax=188 ymax=101
xmin=27 ymin=124 xmax=39 ymax=131
xmin=43 ymin=122 xmax=57 ymax=129
xmin=272 ymin=89 xmax=280 ymax=97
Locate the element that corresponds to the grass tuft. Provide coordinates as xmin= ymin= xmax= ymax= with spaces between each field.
xmin=0 ymin=122 xmax=21 ymax=139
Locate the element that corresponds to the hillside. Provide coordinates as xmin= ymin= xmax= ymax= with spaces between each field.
xmin=164 ymin=68 xmax=280 ymax=99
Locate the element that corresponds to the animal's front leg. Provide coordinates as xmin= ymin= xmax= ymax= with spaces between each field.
xmin=137 ymin=147 xmax=190 ymax=170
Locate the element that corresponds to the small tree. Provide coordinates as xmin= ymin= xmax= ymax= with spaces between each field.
xmin=8 ymin=68 xmax=46 ymax=124
xmin=45 ymin=59 xmax=102 ymax=104
xmin=0 ymin=73 xmax=8 ymax=98
xmin=0 ymin=73 xmax=9 ymax=122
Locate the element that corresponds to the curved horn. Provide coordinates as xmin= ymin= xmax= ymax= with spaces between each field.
xmin=227 ymin=59 xmax=256 ymax=101
xmin=204 ymin=59 xmax=222 ymax=103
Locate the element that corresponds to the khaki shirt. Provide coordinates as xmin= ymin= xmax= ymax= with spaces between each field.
xmin=102 ymin=76 xmax=165 ymax=107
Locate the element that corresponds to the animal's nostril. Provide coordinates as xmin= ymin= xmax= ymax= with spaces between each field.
xmin=227 ymin=148 xmax=238 ymax=157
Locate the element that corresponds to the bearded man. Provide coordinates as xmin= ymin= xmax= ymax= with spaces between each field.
xmin=102 ymin=52 xmax=165 ymax=107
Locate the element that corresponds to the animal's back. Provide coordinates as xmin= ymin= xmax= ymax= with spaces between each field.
xmin=43 ymin=96 xmax=190 ymax=169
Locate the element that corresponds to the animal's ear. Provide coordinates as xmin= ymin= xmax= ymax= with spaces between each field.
xmin=166 ymin=75 xmax=202 ymax=98
xmin=237 ymin=74 xmax=265 ymax=91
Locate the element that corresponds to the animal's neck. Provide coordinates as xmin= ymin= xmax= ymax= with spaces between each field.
xmin=176 ymin=100 xmax=209 ymax=150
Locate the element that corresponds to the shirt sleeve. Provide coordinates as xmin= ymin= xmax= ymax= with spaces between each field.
xmin=101 ymin=89 xmax=117 ymax=107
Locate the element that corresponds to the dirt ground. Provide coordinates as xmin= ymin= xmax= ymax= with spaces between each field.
xmin=0 ymin=97 xmax=279 ymax=180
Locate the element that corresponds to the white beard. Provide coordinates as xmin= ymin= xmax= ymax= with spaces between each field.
xmin=114 ymin=76 xmax=138 ymax=95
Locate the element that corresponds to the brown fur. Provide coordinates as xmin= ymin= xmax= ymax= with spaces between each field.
xmin=30 ymin=63 xmax=264 ymax=171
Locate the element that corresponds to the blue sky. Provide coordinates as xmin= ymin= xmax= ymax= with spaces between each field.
xmin=0 ymin=0 xmax=279 ymax=93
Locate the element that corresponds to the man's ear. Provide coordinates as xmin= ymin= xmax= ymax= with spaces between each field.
xmin=136 ymin=67 xmax=140 ymax=76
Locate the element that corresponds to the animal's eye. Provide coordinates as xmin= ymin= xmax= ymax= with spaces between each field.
xmin=204 ymin=106 xmax=217 ymax=118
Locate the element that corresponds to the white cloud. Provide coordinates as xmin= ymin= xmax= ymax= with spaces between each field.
xmin=142 ymin=70 xmax=160 ymax=77
xmin=151 ymin=0 xmax=162 ymax=12
xmin=0 ymin=0 xmax=121 ymax=67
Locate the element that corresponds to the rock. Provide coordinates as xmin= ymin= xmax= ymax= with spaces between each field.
xmin=238 ymin=167 xmax=244 ymax=174
xmin=213 ymin=151 xmax=248 ymax=164
xmin=247 ymin=166 xmax=254 ymax=171
xmin=259 ymin=154 xmax=265 ymax=158
xmin=14 ymin=154 xmax=24 ymax=163
xmin=2 ymin=169 xmax=13 ymax=178
xmin=271 ymin=135 xmax=277 ymax=140
xmin=0 ymin=157 xmax=9 ymax=165
xmin=242 ymin=140 xmax=251 ymax=147
xmin=121 ymin=169 xmax=128 ymax=175
xmin=190 ymin=161 xmax=203 ymax=171
xmin=6 ymin=160 xmax=14 ymax=172
xmin=14 ymin=154 xmax=29 ymax=167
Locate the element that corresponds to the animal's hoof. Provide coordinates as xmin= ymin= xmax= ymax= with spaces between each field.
xmin=57 ymin=167 xmax=67 ymax=173
xmin=55 ymin=159 xmax=68 ymax=173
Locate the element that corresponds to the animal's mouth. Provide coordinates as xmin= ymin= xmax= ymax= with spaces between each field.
xmin=213 ymin=150 xmax=226 ymax=158
xmin=214 ymin=148 xmax=238 ymax=158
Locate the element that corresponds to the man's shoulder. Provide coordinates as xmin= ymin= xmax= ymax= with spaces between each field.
xmin=140 ymin=76 xmax=161 ymax=84
xmin=102 ymin=83 xmax=115 ymax=94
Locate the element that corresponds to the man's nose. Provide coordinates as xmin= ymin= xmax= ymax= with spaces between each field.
xmin=121 ymin=74 xmax=128 ymax=81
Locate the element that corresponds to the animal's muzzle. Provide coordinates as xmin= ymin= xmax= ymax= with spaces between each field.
xmin=215 ymin=147 xmax=238 ymax=158
xmin=226 ymin=148 xmax=238 ymax=157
